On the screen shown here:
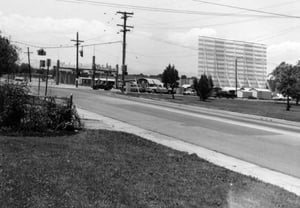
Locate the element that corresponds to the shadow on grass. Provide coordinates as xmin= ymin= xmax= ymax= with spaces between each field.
xmin=0 ymin=129 xmax=299 ymax=208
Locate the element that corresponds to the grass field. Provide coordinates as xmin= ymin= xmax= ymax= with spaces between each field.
xmin=1 ymin=130 xmax=299 ymax=208
xmin=122 ymin=92 xmax=300 ymax=122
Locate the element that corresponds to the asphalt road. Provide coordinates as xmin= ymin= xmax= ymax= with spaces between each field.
xmin=46 ymin=87 xmax=300 ymax=179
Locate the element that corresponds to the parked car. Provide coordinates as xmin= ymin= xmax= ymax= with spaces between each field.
xmin=216 ymin=90 xmax=236 ymax=99
xmin=146 ymin=84 xmax=168 ymax=93
xmin=129 ymin=84 xmax=146 ymax=93
xmin=183 ymin=89 xmax=196 ymax=95
xmin=93 ymin=80 xmax=114 ymax=90
xmin=14 ymin=77 xmax=27 ymax=85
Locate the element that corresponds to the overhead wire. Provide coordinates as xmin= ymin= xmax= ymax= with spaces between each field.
xmin=12 ymin=40 xmax=122 ymax=49
xmin=139 ymin=0 xmax=300 ymax=26
xmin=193 ymin=0 xmax=300 ymax=19
xmin=56 ymin=0 xmax=294 ymax=18
xmin=251 ymin=24 xmax=300 ymax=42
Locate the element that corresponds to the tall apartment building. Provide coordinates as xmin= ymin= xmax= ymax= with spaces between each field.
xmin=198 ymin=36 xmax=267 ymax=89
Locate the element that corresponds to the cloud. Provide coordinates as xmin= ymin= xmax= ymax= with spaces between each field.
xmin=0 ymin=12 xmax=117 ymax=43
xmin=167 ymin=28 xmax=217 ymax=46
xmin=267 ymin=41 xmax=300 ymax=73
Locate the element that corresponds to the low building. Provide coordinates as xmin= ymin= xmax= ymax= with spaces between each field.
xmin=237 ymin=89 xmax=253 ymax=98
xmin=137 ymin=78 xmax=164 ymax=88
xmin=250 ymin=88 xmax=272 ymax=99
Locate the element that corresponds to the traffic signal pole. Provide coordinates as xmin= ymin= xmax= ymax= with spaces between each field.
xmin=71 ymin=32 xmax=84 ymax=88
xmin=117 ymin=11 xmax=133 ymax=93
xmin=24 ymin=47 xmax=33 ymax=82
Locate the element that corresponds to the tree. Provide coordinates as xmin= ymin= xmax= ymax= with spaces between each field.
xmin=194 ymin=74 xmax=214 ymax=101
xmin=161 ymin=64 xmax=179 ymax=99
xmin=0 ymin=35 xmax=19 ymax=76
xmin=272 ymin=62 xmax=300 ymax=110
xmin=181 ymin=74 xmax=187 ymax=79
xmin=18 ymin=63 xmax=30 ymax=74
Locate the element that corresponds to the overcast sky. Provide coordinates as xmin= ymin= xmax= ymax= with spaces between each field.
xmin=1 ymin=0 xmax=300 ymax=76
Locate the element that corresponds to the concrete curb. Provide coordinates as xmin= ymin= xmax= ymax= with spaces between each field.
xmin=77 ymin=107 xmax=300 ymax=196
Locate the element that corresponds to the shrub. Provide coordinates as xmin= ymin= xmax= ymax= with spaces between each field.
xmin=0 ymin=83 xmax=81 ymax=133
xmin=0 ymin=83 xmax=29 ymax=129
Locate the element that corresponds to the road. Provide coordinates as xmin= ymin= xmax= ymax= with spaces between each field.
xmin=46 ymin=87 xmax=300 ymax=179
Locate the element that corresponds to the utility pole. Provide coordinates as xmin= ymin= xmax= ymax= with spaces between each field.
xmin=115 ymin=64 xmax=119 ymax=89
xmin=92 ymin=56 xmax=96 ymax=89
xmin=24 ymin=47 xmax=33 ymax=82
xmin=71 ymin=32 xmax=84 ymax=88
xmin=235 ymin=58 xmax=238 ymax=97
xmin=56 ymin=60 xmax=60 ymax=85
xmin=117 ymin=11 xmax=134 ymax=93
xmin=45 ymin=59 xmax=51 ymax=97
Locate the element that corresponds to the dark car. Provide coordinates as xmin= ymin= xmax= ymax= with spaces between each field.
xmin=92 ymin=80 xmax=114 ymax=90
xmin=217 ymin=90 xmax=236 ymax=99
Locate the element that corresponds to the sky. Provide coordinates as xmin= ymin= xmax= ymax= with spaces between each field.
xmin=1 ymin=0 xmax=300 ymax=76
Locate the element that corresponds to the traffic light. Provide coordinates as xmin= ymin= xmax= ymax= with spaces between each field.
xmin=80 ymin=46 xmax=83 ymax=57
xmin=37 ymin=49 xmax=46 ymax=56
xmin=123 ymin=65 xmax=128 ymax=75
xmin=40 ymin=60 xmax=45 ymax=68
xmin=46 ymin=59 xmax=51 ymax=67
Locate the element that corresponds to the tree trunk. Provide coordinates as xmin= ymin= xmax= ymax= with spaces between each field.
xmin=286 ymin=95 xmax=291 ymax=111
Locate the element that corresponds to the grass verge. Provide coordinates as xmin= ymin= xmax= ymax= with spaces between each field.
xmin=122 ymin=92 xmax=300 ymax=122
xmin=0 ymin=129 xmax=299 ymax=207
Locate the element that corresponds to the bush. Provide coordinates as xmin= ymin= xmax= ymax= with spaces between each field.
xmin=0 ymin=83 xmax=81 ymax=133
xmin=0 ymin=83 xmax=29 ymax=128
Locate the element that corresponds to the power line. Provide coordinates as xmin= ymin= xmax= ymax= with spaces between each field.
xmin=136 ymin=0 xmax=300 ymax=30
xmin=193 ymin=0 xmax=300 ymax=19
xmin=82 ymin=40 xmax=122 ymax=47
xmin=127 ymin=50 xmax=197 ymax=58
xmin=251 ymin=24 xmax=300 ymax=42
xmin=138 ymin=0 xmax=300 ymax=27
xmin=12 ymin=40 xmax=74 ymax=49
xmin=12 ymin=40 xmax=121 ymax=49
xmin=56 ymin=0 xmax=291 ymax=18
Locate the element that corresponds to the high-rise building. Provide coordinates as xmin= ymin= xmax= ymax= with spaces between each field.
xmin=198 ymin=36 xmax=267 ymax=89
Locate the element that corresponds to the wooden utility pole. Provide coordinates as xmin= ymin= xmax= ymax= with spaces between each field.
xmin=56 ymin=60 xmax=60 ymax=85
xmin=45 ymin=59 xmax=51 ymax=97
xmin=235 ymin=58 xmax=238 ymax=97
xmin=24 ymin=47 xmax=33 ymax=82
xmin=92 ymin=56 xmax=96 ymax=88
xmin=115 ymin=64 xmax=119 ymax=89
xmin=71 ymin=32 xmax=84 ymax=88
xmin=117 ymin=11 xmax=134 ymax=93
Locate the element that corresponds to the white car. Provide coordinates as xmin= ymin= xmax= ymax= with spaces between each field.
xmin=183 ymin=89 xmax=196 ymax=95
xmin=146 ymin=84 xmax=168 ymax=93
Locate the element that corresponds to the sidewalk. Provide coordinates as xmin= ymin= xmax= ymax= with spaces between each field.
xmin=77 ymin=107 xmax=300 ymax=196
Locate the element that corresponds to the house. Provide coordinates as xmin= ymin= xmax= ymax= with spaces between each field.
xmin=237 ymin=88 xmax=253 ymax=98
xmin=250 ymin=88 xmax=272 ymax=99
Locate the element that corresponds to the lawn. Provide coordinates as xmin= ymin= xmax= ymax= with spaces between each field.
xmin=122 ymin=92 xmax=300 ymax=122
xmin=1 ymin=130 xmax=299 ymax=208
